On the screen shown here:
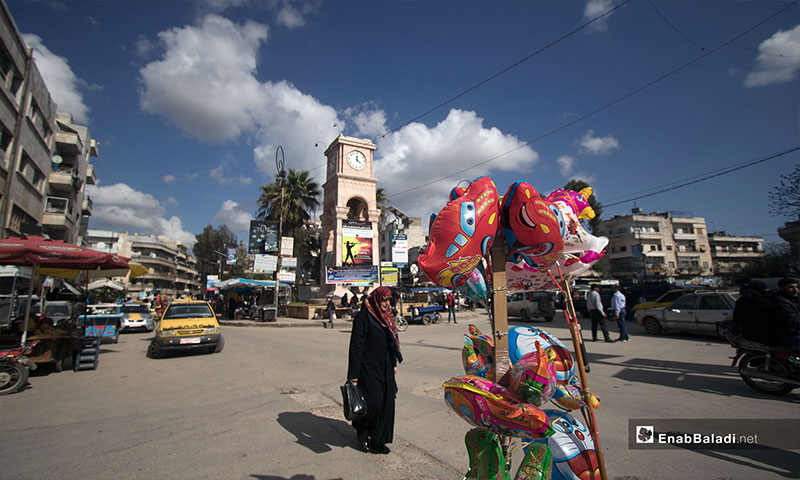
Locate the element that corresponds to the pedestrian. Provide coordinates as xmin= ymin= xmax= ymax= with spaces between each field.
xmin=327 ymin=295 xmax=336 ymax=328
xmin=587 ymin=285 xmax=613 ymax=342
xmin=611 ymin=285 xmax=629 ymax=342
xmin=446 ymin=291 xmax=456 ymax=324
xmin=733 ymin=280 xmax=771 ymax=342
xmin=347 ymin=286 xmax=403 ymax=455
xmin=768 ymin=277 xmax=800 ymax=352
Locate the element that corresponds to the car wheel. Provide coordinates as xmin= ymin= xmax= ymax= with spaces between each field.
xmin=395 ymin=316 xmax=408 ymax=332
xmin=545 ymin=316 xmax=554 ymax=322
xmin=422 ymin=314 xmax=433 ymax=325
xmin=642 ymin=317 xmax=663 ymax=335
xmin=147 ymin=343 xmax=161 ymax=359
xmin=520 ymin=310 xmax=530 ymax=322
xmin=433 ymin=312 xmax=441 ymax=324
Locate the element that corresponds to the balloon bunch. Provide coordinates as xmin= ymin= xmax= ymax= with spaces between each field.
xmin=418 ymin=177 xmax=608 ymax=301
xmin=445 ymin=325 xmax=601 ymax=480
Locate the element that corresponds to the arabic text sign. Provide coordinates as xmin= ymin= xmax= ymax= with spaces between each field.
xmin=326 ymin=265 xmax=378 ymax=284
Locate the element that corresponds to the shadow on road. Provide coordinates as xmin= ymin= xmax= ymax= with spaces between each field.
xmin=251 ymin=475 xmax=343 ymax=480
xmin=678 ymin=445 xmax=800 ymax=479
xmin=276 ymin=411 xmax=357 ymax=454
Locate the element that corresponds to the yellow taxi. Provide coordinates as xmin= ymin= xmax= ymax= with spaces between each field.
xmin=147 ymin=299 xmax=223 ymax=358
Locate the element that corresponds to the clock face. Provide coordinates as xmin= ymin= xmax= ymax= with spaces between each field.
xmin=347 ymin=150 xmax=367 ymax=171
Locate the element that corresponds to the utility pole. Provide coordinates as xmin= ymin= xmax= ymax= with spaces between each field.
xmin=274 ymin=146 xmax=286 ymax=318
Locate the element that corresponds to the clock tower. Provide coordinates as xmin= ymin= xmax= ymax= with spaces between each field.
xmin=319 ymin=135 xmax=380 ymax=291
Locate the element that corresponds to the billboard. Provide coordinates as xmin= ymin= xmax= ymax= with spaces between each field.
xmin=326 ymin=265 xmax=379 ymax=284
xmin=391 ymin=233 xmax=408 ymax=266
xmin=249 ymin=220 xmax=278 ymax=254
xmin=380 ymin=266 xmax=398 ymax=286
xmin=253 ymin=254 xmax=277 ymax=273
xmin=342 ymin=220 xmax=373 ymax=265
xmin=226 ymin=247 xmax=237 ymax=265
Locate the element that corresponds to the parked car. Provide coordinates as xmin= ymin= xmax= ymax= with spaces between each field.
xmin=629 ymin=289 xmax=694 ymax=318
xmin=119 ymin=302 xmax=155 ymax=332
xmin=507 ymin=290 xmax=556 ymax=322
xmin=634 ymin=292 xmax=736 ymax=336
xmin=147 ymin=299 xmax=223 ymax=358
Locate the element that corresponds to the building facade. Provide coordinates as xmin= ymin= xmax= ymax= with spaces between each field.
xmin=378 ymin=206 xmax=427 ymax=286
xmin=0 ymin=0 xmax=57 ymax=237
xmin=708 ymin=231 xmax=764 ymax=278
xmin=84 ymin=230 xmax=201 ymax=296
xmin=594 ymin=210 xmax=714 ymax=282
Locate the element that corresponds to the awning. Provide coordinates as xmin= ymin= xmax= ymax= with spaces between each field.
xmin=88 ymin=279 xmax=125 ymax=291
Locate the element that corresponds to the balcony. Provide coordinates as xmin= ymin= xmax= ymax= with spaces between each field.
xmin=82 ymin=195 xmax=92 ymax=215
xmin=42 ymin=196 xmax=73 ymax=231
xmin=673 ymin=232 xmax=696 ymax=240
xmin=86 ymin=164 xmax=96 ymax=185
xmin=55 ymin=131 xmax=83 ymax=155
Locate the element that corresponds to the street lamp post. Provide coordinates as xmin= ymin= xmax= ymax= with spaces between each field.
xmin=274 ymin=146 xmax=286 ymax=317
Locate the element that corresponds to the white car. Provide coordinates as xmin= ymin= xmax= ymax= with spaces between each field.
xmin=635 ymin=292 xmax=735 ymax=336
xmin=119 ymin=303 xmax=155 ymax=332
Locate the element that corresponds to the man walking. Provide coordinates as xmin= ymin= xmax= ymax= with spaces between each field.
xmin=446 ymin=292 xmax=457 ymax=324
xmin=611 ymin=285 xmax=629 ymax=342
xmin=587 ymin=285 xmax=613 ymax=342
xmin=326 ymin=295 xmax=336 ymax=328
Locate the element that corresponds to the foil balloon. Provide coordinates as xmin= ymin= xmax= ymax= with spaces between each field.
xmin=418 ymin=176 xmax=500 ymax=289
xmin=552 ymin=375 xmax=601 ymax=411
xmin=501 ymin=182 xmax=565 ymax=269
xmin=509 ymin=342 xmax=557 ymax=406
xmin=546 ymin=187 xmax=595 ymax=221
xmin=508 ymin=326 xmax=575 ymax=383
xmin=462 ymin=325 xmax=495 ymax=381
xmin=458 ymin=261 xmax=489 ymax=305
xmin=523 ymin=410 xmax=601 ymax=480
xmin=443 ymin=375 xmax=555 ymax=440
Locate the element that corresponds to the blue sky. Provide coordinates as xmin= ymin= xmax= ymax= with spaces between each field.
xmin=8 ymin=0 xmax=799 ymax=250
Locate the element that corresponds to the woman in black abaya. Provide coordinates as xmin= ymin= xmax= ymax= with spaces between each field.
xmin=347 ymin=286 xmax=403 ymax=454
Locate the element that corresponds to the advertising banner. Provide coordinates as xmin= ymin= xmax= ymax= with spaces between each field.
xmin=391 ymin=233 xmax=408 ymax=266
xmin=248 ymin=220 xmax=278 ymax=254
xmin=226 ymin=247 xmax=237 ymax=265
xmin=254 ymin=254 xmax=277 ymax=273
xmin=380 ymin=266 xmax=398 ymax=286
xmin=282 ymin=257 xmax=297 ymax=268
xmin=280 ymin=237 xmax=294 ymax=257
xmin=326 ymin=265 xmax=379 ymax=284
xmin=206 ymin=275 xmax=219 ymax=289
xmin=342 ymin=220 xmax=373 ymax=265
xmin=278 ymin=270 xmax=296 ymax=284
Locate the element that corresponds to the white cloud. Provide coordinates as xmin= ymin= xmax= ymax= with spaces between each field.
xmin=139 ymin=14 xmax=339 ymax=184
xmin=583 ymin=0 xmax=615 ymax=33
xmin=557 ymin=155 xmax=575 ymax=176
xmin=744 ymin=24 xmax=800 ymax=88
xmin=162 ymin=175 xmax=177 ymax=183
xmin=345 ymin=103 xmax=388 ymax=139
xmin=22 ymin=34 xmax=90 ymax=123
xmin=579 ymin=129 xmax=620 ymax=155
xmin=213 ymin=199 xmax=253 ymax=235
xmin=210 ymin=153 xmax=254 ymax=185
xmin=165 ymin=197 xmax=179 ymax=207
xmin=570 ymin=172 xmax=597 ymax=184
xmin=86 ymin=183 xmax=196 ymax=246
xmin=373 ymin=109 xmax=539 ymax=220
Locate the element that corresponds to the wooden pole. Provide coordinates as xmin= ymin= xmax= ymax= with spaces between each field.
xmin=561 ymin=277 xmax=609 ymax=480
xmin=489 ymin=236 xmax=510 ymax=383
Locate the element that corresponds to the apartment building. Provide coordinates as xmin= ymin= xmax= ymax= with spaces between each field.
xmin=0 ymin=0 xmax=57 ymax=237
xmin=44 ymin=112 xmax=97 ymax=244
xmin=378 ymin=206 xmax=427 ymax=285
xmin=708 ymin=231 xmax=764 ymax=277
xmin=85 ymin=230 xmax=201 ymax=296
xmin=594 ymin=210 xmax=714 ymax=282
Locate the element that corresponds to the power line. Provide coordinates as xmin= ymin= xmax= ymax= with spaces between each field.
xmin=387 ymin=0 xmax=797 ymax=199
xmin=603 ymin=146 xmax=800 ymax=207
xmin=372 ymin=0 xmax=634 ymax=141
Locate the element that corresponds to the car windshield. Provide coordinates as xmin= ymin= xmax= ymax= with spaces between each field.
xmin=45 ymin=305 xmax=70 ymax=316
xmin=121 ymin=304 xmax=150 ymax=314
xmin=163 ymin=304 xmax=214 ymax=319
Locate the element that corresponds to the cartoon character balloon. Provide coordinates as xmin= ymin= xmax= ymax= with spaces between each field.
xmin=525 ymin=410 xmax=601 ymax=480
xmin=418 ymin=176 xmax=499 ymax=289
xmin=457 ymin=261 xmax=490 ymax=305
xmin=500 ymin=181 xmax=565 ymax=270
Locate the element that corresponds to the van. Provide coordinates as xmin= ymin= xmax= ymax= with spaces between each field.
xmin=147 ymin=299 xmax=224 ymax=358
xmin=507 ymin=291 xmax=556 ymax=322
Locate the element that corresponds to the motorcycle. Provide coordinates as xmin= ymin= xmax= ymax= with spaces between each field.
xmin=722 ymin=323 xmax=800 ymax=395
xmin=0 ymin=340 xmax=38 ymax=395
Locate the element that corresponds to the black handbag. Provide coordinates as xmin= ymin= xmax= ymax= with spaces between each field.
xmin=341 ymin=380 xmax=367 ymax=421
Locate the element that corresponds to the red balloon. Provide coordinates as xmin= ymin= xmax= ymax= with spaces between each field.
xmin=500 ymin=181 xmax=565 ymax=269
xmin=418 ymin=176 xmax=500 ymax=288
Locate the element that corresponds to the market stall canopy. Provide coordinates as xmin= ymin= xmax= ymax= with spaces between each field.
xmin=88 ymin=279 xmax=125 ymax=291
xmin=0 ymin=236 xmax=130 ymax=270
xmin=39 ymin=262 xmax=148 ymax=281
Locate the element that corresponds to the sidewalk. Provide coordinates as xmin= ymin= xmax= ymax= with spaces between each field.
xmin=218 ymin=309 xmax=487 ymax=328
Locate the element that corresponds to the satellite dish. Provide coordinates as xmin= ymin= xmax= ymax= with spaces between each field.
xmin=52 ymin=155 xmax=63 ymax=164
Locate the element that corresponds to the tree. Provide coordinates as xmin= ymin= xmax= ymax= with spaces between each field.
xmin=192 ymin=224 xmax=243 ymax=280
xmin=376 ymin=186 xmax=389 ymax=229
xmin=257 ymin=168 xmax=321 ymax=236
xmin=739 ymin=242 xmax=793 ymax=279
xmin=768 ymin=164 xmax=800 ymax=218
xmin=563 ymin=179 xmax=603 ymax=232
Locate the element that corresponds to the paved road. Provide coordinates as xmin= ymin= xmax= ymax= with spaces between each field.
xmin=1 ymin=312 xmax=798 ymax=479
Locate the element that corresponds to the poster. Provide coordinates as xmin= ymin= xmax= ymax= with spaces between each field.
xmin=381 ymin=266 xmax=398 ymax=286
xmin=391 ymin=233 xmax=408 ymax=266
xmin=206 ymin=275 xmax=219 ymax=289
xmin=326 ymin=265 xmax=379 ymax=284
xmin=254 ymin=254 xmax=277 ymax=273
xmin=342 ymin=220 xmax=373 ymax=265
xmin=226 ymin=247 xmax=237 ymax=265
xmin=280 ymin=237 xmax=294 ymax=257
xmin=249 ymin=220 xmax=278 ymax=254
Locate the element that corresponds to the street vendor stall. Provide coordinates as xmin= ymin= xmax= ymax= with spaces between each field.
xmin=216 ymin=278 xmax=290 ymax=321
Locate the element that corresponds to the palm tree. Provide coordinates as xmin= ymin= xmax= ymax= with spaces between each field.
xmin=257 ymin=168 xmax=321 ymax=236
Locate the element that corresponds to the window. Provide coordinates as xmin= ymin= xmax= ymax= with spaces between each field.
xmin=18 ymin=153 xmax=45 ymax=190
xmin=620 ymin=246 xmax=627 ymax=252
xmin=0 ymin=125 xmax=11 ymax=155
xmin=698 ymin=295 xmax=729 ymax=310
xmin=671 ymin=295 xmax=697 ymax=310
xmin=668 ymin=261 xmax=675 ymax=268
xmin=666 ymin=245 xmax=673 ymax=251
